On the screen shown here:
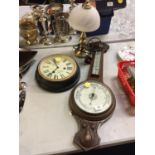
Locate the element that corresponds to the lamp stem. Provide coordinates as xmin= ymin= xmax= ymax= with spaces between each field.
xmin=74 ymin=32 xmax=89 ymax=58
xmin=79 ymin=32 xmax=86 ymax=48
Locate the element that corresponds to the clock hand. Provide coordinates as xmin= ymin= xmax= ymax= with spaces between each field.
xmin=53 ymin=59 xmax=59 ymax=69
xmin=89 ymin=88 xmax=96 ymax=105
xmin=52 ymin=66 xmax=59 ymax=73
xmin=47 ymin=66 xmax=59 ymax=77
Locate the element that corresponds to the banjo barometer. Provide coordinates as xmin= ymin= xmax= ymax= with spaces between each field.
xmin=69 ymin=40 xmax=116 ymax=150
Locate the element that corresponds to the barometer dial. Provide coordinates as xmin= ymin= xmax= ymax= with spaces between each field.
xmin=74 ymin=81 xmax=112 ymax=114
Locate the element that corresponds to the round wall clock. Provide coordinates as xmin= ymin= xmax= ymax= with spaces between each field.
xmin=36 ymin=54 xmax=80 ymax=92
xmin=69 ymin=41 xmax=116 ymax=150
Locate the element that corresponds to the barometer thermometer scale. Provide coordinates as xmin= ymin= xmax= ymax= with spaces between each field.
xmin=69 ymin=40 xmax=116 ymax=150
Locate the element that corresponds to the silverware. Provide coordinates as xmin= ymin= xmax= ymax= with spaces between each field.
xmin=39 ymin=12 xmax=53 ymax=45
xmin=20 ymin=59 xmax=35 ymax=75
xmin=19 ymin=81 xmax=27 ymax=113
xmin=19 ymin=50 xmax=37 ymax=113
xmin=19 ymin=51 xmax=37 ymax=75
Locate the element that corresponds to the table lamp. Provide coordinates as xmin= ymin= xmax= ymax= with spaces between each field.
xmin=68 ymin=0 xmax=100 ymax=58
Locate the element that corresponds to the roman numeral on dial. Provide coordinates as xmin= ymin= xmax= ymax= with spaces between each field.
xmin=44 ymin=70 xmax=49 ymax=73
xmin=45 ymin=60 xmax=51 ymax=64
xmin=47 ymin=72 xmax=52 ymax=77
xmin=63 ymin=59 xmax=67 ymax=62
xmin=43 ymin=65 xmax=49 ymax=68
xmin=66 ymin=62 xmax=71 ymax=66
xmin=67 ymin=67 xmax=72 ymax=70
xmin=54 ymin=75 xmax=58 ymax=80
xmin=60 ymin=74 xmax=65 ymax=79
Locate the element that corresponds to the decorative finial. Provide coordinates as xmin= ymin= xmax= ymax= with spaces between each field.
xmin=82 ymin=0 xmax=91 ymax=9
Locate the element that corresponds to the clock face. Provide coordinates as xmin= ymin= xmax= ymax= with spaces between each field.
xmin=73 ymin=81 xmax=112 ymax=114
xmin=38 ymin=54 xmax=77 ymax=81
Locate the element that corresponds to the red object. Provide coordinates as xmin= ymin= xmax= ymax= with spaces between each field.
xmin=118 ymin=60 xmax=135 ymax=106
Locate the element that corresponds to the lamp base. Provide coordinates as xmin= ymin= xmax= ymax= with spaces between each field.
xmin=74 ymin=46 xmax=89 ymax=58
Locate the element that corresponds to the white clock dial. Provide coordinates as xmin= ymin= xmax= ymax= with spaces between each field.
xmin=38 ymin=55 xmax=77 ymax=81
xmin=74 ymin=81 xmax=112 ymax=114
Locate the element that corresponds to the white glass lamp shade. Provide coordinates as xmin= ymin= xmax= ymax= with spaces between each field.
xmin=68 ymin=4 xmax=100 ymax=32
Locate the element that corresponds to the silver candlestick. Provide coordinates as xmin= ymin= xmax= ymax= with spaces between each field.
xmin=39 ymin=9 xmax=53 ymax=45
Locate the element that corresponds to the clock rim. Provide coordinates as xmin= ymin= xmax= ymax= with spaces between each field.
xmin=69 ymin=80 xmax=116 ymax=121
xmin=35 ymin=62 xmax=80 ymax=92
xmin=37 ymin=54 xmax=78 ymax=82
xmin=73 ymin=81 xmax=113 ymax=114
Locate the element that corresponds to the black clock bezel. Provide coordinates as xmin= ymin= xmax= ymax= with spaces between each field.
xmin=35 ymin=55 xmax=80 ymax=92
xmin=36 ymin=64 xmax=80 ymax=92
